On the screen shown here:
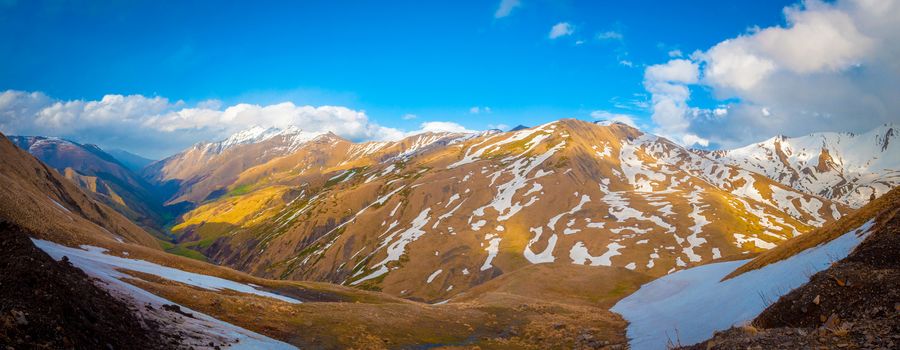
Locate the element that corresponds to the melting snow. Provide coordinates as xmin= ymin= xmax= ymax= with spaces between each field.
xmin=569 ymin=241 xmax=624 ymax=266
xmin=472 ymin=138 xmax=566 ymax=222
xmin=612 ymin=220 xmax=874 ymax=350
xmin=547 ymin=194 xmax=590 ymax=231
xmin=683 ymin=188 xmax=710 ymax=262
xmin=32 ymin=239 xmax=298 ymax=349
xmin=733 ymin=233 xmax=777 ymax=250
xmin=480 ymin=234 xmax=501 ymax=271
xmin=355 ymin=208 xmax=432 ymax=284
xmin=523 ymin=227 xmax=557 ymax=263
xmin=33 ymin=240 xmax=301 ymax=304
xmin=48 ymin=196 xmax=71 ymax=213
xmin=426 ymin=269 xmax=443 ymax=283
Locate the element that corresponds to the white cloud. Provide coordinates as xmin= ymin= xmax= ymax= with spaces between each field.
xmin=410 ymin=121 xmax=477 ymax=135
xmin=402 ymin=113 xmax=417 ymax=120
xmin=702 ymin=39 xmax=778 ymax=92
xmin=681 ymin=134 xmax=709 ymax=147
xmin=643 ymin=0 xmax=900 ymax=148
xmin=590 ymin=110 xmax=638 ymax=127
xmin=494 ymin=0 xmax=521 ymax=18
xmin=469 ymin=106 xmax=491 ymax=114
xmin=488 ymin=123 xmax=510 ymax=131
xmin=597 ymin=31 xmax=623 ymax=40
xmin=619 ymin=60 xmax=634 ymax=67
xmin=645 ymin=59 xmax=699 ymax=84
xmin=668 ymin=49 xmax=683 ymax=57
xmin=549 ymin=22 xmax=574 ymax=39
xmin=642 ymin=59 xmax=709 ymax=147
xmin=0 ymin=90 xmax=414 ymax=158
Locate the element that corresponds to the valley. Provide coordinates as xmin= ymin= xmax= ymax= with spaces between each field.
xmin=3 ymin=2 xmax=899 ymax=348
xmin=2 ymin=120 xmax=896 ymax=349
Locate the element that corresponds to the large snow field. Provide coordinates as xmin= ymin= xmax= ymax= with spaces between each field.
xmin=611 ymin=220 xmax=874 ymax=350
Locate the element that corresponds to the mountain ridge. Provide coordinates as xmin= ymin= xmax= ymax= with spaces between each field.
xmin=705 ymin=123 xmax=898 ymax=208
xmin=155 ymin=119 xmax=855 ymax=303
xmin=7 ymin=135 xmax=175 ymax=234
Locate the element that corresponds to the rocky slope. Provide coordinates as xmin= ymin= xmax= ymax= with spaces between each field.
xmin=707 ymin=123 xmax=898 ymax=208
xmin=163 ymin=119 xmax=850 ymax=303
xmin=7 ymin=135 xmax=173 ymax=233
xmin=0 ymin=221 xmax=175 ymax=349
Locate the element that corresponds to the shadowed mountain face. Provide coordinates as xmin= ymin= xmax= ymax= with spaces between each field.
xmin=7 ymin=136 xmax=181 ymax=235
xmin=142 ymin=119 xmax=865 ymax=303
xmin=106 ymin=148 xmax=156 ymax=172
xmin=0 ymin=132 xmax=158 ymax=248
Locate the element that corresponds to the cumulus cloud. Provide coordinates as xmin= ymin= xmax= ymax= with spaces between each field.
xmin=642 ymin=59 xmax=710 ymax=147
xmin=410 ymin=121 xmax=477 ymax=135
xmin=0 ymin=90 xmax=447 ymax=158
xmin=597 ymin=31 xmax=623 ymax=41
xmin=590 ymin=110 xmax=638 ymax=128
xmin=644 ymin=0 xmax=900 ymax=148
xmin=469 ymin=106 xmax=491 ymax=114
xmin=549 ymin=22 xmax=574 ymax=39
xmin=494 ymin=0 xmax=521 ymax=18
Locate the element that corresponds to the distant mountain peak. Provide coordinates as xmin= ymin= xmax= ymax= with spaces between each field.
xmin=204 ymin=125 xmax=325 ymax=154
xmin=711 ymin=123 xmax=899 ymax=208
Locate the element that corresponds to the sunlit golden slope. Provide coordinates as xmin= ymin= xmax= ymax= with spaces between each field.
xmin=168 ymin=120 xmax=849 ymax=303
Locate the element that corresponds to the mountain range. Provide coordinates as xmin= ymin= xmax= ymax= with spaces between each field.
xmin=706 ymin=123 xmax=898 ymax=208
xmin=2 ymin=119 xmax=897 ymax=349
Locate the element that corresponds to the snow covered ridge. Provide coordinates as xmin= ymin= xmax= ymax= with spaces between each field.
xmin=32 ymin=239 xmax=298 ymax=349
xmin=611 ymin=220 xmax=875 ymax=350
xmin=202 ymin=125 xmax=325 ymax=154
xmin=709 ymin=123 xmax=898 ymax=208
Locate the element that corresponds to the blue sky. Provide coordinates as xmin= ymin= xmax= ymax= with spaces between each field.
xmin=2 ymin=0 xmax=896 ymax=157
xmin=1 ymin=1 xmax=794 ymax=129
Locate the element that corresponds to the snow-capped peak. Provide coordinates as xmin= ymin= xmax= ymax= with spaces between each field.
xmin=712 ymin=123 xmax=898 ymax=208
xmin=220 ymin=125 xmax=282 ymax=148
xmin=204 ymin=125 xmax=324 ymax=154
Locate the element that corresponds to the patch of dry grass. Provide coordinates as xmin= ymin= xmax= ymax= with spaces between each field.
xmin=121 ymin=269 xmax=629 ymax=349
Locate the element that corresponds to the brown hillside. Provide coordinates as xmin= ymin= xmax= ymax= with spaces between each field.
xmin=169 ymin=119 xmax=849 ymax=302
xmin=0 ymin=131 xmax=158 ymax=248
